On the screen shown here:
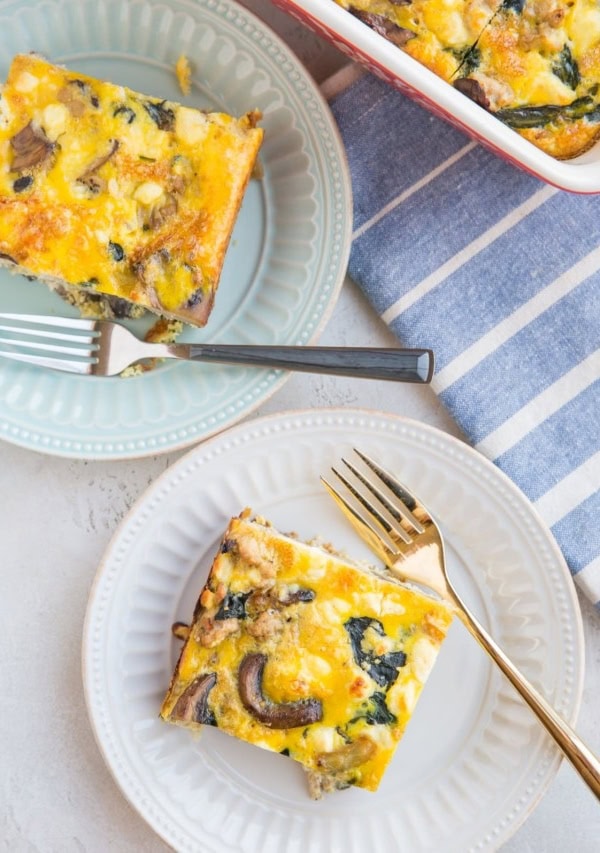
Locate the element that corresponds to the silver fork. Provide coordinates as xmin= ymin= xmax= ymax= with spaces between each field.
xmin=0 ymin=313 xmax=434 ymax=381
xmin=322 ymin=448 xmax=600 ymax=800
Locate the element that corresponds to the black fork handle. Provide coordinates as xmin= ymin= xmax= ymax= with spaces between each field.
xmin=186 ymin=345 xmax=434 ymax=383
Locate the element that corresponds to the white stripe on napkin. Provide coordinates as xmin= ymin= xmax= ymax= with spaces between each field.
xmin=574 ymin=556 xmax=600 ymax=603
xmin=534 ymin=450 xmax=600 ymax=527
xmin=381 ymin=184 xmax=557 ymax=324
xmin=353 ymin=141 xmax=477 ymax=241
xmin=432 ymin=245 xmax=600 ymax=393
xmin=476 ymin=351 xmax=600 ymax=460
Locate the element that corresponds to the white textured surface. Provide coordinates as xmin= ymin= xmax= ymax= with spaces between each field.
xmin=1 ymin=2 xmax=599 ymax=851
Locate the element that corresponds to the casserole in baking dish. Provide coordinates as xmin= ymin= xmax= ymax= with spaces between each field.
xmin=274 ymin=0 xmax=600 ymax=192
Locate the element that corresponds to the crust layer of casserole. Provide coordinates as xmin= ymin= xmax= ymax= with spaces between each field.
xmin=160 ymin=509 xmax=453 ymax=798
xmin=0 ymin=54 xmax=263 ymax=325
xmin=335 ymin=1 xmax=600 ymax=159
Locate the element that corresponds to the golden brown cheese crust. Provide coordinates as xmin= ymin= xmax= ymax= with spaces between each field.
xmin=336 ymin=0 xmax=501 ymax=81
xmin=161 ymin=510 xmax=453 ymax=798
xmin=0 ymin=54 xmax=263 ymax=325
xmin=335 ymin=0 xmax=600 ymax=159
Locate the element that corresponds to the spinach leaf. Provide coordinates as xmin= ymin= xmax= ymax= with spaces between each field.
xmin=496 ymin=96 xmax=600 ymax=128
xmin=143 ymin=99 xmax=175 ymax=131
xmin=215 ymin=590 xmax=251 ymax=620
xmin=351 ymin=691 xmax=397 ymax=726
xmin=552 ymin=45 xmax=580 ymax=91
xmin=448 ymin=45 xmax=481 ymax=76
xmin=344 ymin=616 xmax=407 ymax=690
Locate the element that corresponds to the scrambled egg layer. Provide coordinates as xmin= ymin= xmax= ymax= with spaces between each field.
xmin=161 ymin=510 xmax=453 ymax=797
xmin=0 ymin=54 xmax=263 ymax=325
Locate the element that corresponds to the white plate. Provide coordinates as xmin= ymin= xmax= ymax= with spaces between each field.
xmin=82 ymin=408 xmax=584 ymax=852
xmin=0 ymin=0 xmax=351 ymax=459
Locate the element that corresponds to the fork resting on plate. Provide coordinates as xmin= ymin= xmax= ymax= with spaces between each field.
xmin=322 ymin=449 xmax=600 ymax=801
xmin=0 ymin=313 xmax=433 ymax=382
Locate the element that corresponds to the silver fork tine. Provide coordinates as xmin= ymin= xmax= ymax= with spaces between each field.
xmin=0 ymin=322 xmax=96 ymax=344
xmin=0 ymin=333 xmax=97 ymax=358
xmin=0 ymin=312 xmax=96 ymax=331
xmin=0 ymin=313 xmax=98 ymax=374
xmin=332 ymin=463 xmax=413 ymax=545
xmin=0 ymin=349 xmax=91 ymax=373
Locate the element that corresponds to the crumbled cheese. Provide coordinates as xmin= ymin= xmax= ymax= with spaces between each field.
xmin=175 ymin=107 xmax=208 ymax=145
xmin=41 ymin=103 xmax=69 ymax=140
xmin=107 ymin=177 xmax=122 ymax=198
xmin=317 ymin=598 xmax=352 ymax=624
xmin=410 ymin=637 xmax=438 ymax=683
xmin=307 ymin=726 xmax=337 ymax=753
xmin=14 ymin=71 xmax=38 ymax=93
xmin=380 ymin=598 xmax=406 ymax=616
xmin=387 ymin=678 xmax=418 ymax=717
xmin=358 ymin=591 xmax=383 ymax=615
xmin=133 ymin=180 xmax=164 ymax=204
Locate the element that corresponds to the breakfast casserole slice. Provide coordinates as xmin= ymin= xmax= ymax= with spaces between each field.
xmin=0 ymin=54 xmax=263 ymax=325
xmin=160 ymin=509 xmax=453 ymax=798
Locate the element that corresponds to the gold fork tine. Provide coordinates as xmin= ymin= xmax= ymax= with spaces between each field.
xmin=320 ymin=475 xmax=401 ymax=562
xmin=332 ymin=463 xmax=413 ymax=545
xmin=351 ymin=448 xmax=427 ymax=533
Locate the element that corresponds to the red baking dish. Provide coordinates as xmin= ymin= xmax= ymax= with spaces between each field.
xmin=273 ymin=0 xmax=600 ymax=193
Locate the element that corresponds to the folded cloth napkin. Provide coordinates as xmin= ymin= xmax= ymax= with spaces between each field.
xmin=327 ymin=68 xmax=600 ymax=610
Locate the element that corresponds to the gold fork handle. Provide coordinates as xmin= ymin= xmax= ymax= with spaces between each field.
xmin=452 ymin=594 xmax=600 ymax=800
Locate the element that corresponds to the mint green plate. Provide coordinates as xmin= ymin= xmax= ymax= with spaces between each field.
xmin=0 ymin=0 xmax=351 ymax=458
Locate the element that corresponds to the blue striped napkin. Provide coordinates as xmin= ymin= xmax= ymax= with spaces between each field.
xmin=328 ymin=70 xmax=600 ymax=610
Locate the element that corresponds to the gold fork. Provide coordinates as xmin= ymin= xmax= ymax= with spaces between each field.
xmin=322 ymin=448 xmax=600 ymax=800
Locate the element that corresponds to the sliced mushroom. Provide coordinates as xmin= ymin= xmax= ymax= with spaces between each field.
xmin=77 ymin=139 xmax=119 ymax=192
xmin=170 ymin=672 xmax=217 ymax=724
xmin=280 ymin=587 xmax=315 ymax=606
xmin=131 ymin=256 xmax=164 ymax=311
xmin=453 ymin=78 xmax=491 ymax=110
xmin=0 ymin=252 xmax=17 ymax=264
xmin=57 ymin=84 xmax=86 ymax=117
xmin=315 ymin=736 xmax=376 ymax=773
xmin=238 ymin=652 xmax=323 ymax=729
xmin=350 ymin=10 xmax=416 ymax=47
xmin=245 ymin=585 xmax=315 ymax=620
xmin=10 ymin=122 xmax=54 ymax=171
xmin=171 ymin=621 xmax=190 ymax=641
xmin=148 ymin=193 xmax=178 ymax=230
